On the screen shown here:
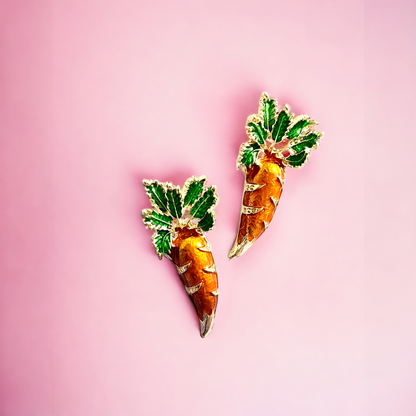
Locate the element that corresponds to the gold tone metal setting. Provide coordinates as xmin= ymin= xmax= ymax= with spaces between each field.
xmin=270 ymin=196 xmax=279 ymax=207
xmin=242 ymin=205 xmax=263 ymax=215
xmin=228 ymin=234 xmax=255 ymax=260
xmin=185 ymin=282 xmax=203 ymax=295
xmin=203 ymin=263 xmax=217 ymax=273
xmin=244 ymin=182 xmax=265 ymax=192
xmin=176 ymin=262 xmax=191 ymax=275
xmin=199 ymin=311 xmax=215 ymax=338
xmin=198 ymin=240 xmax=212 ymax=253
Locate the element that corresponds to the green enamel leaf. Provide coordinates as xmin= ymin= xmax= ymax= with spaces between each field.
xmin=263 ymin=99 xmax=277 ymax=132
xmin=166 ymin=187 xmax=182 ymax=218
xmin=143 ymin=181 xmax=169 ymax=213
xmin=198 ymin=211 xmax=215 ymax=231
xmin=287 ymin=118 xmax=310 ymax=140
xmin=272 ymin=110 xmax=290 ymax=143
xmin=190 ymin=187 xmax=217 ymax=219
xmin=286 ymin=151 xmax=308 ymax=167
xmin=143 ymin=210 xmax=173 ymax=230
xmin=152 ymin=230 xmax=171 ymax=259
xmin=240 ymin=142 xmax=261 ymax=169
xmin=291 ymin=133 xmax=319 ymax=154
xmin=183 ymin=177 xmax=206 ymax=207
xmin=247 ymin=121 xmax=267 ymax=145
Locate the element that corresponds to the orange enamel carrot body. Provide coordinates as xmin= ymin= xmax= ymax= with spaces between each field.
xmin=171 ymin=228 xmax=218 ymax=324
xmin=229 ymin=151 xmax=285 ymax=258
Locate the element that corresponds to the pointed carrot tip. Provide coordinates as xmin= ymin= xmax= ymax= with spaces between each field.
xmin=227 ymin=248 xmax=240 ymax=260
xmin=228 ymin=235 xmax=254 ymax=260
xmin=199 ymin=312 xmax=215 ymax=338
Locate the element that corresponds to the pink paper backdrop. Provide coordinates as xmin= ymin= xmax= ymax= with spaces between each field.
xmin=1 ymin=0 xmax=415 ymax=415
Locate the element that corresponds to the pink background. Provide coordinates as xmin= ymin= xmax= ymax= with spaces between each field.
xmin=1 ymin=0 xmax=415 ymax=415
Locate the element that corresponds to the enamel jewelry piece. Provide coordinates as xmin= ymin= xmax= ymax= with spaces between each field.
xmin=228 ymin=92 xmax=324 ymax=259
xmin=142 ymin=176 xmax=219 ymax=338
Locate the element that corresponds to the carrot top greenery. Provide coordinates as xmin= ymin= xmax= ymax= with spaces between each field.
xmin=141 ymin=176 xmax=219 ymax=259
xmin=237 ymin=92 xmax=324 ymax=171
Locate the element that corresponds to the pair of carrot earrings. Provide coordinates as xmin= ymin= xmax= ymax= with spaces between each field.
xmin=141 ymin=92 xmax=324 ymax=338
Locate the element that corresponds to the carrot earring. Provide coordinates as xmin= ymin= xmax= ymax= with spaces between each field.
xmin=228 ymin=92 xmax=324 ymax=259
xmin=141 ymin=176 xmax=219 ymax=338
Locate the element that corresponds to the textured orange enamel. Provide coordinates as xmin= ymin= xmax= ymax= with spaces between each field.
xmin=171 ymin=228 xmax=218 ymax=321
xmin=237 ymin=151 xmax=285 ymax=244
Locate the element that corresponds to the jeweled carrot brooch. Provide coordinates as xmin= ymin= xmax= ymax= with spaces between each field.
xmin=142 ymin=176 xmax=219 ymax=338
xmin=228 ymin=92 xmax=324 ymax=259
